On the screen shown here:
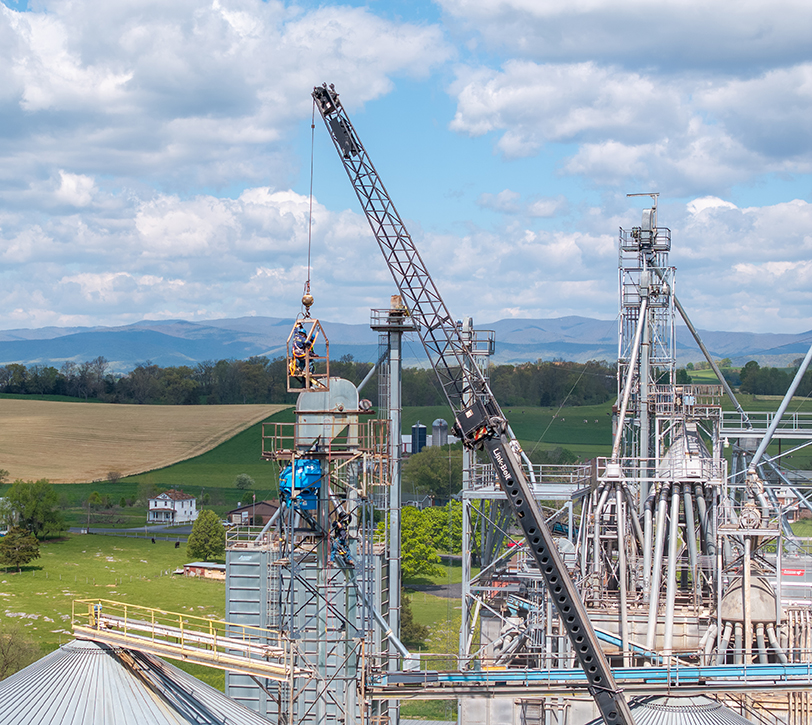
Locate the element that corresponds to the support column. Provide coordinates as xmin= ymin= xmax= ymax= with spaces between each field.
xmin=387 ymin=321 xmax=403 ymax=725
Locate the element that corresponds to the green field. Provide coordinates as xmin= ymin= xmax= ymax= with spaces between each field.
xmin=0 ymin=533 xmax=225 ymax=688
xmin=404 ymin=403 xmax=614 ymax=460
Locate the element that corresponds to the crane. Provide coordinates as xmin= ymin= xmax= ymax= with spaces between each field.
xmin=312 ymin=83 xmax=634 ymax=725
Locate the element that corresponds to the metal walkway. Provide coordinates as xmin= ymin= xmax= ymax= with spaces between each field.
xmin=72 ymin=599 xmax=306 ymax=681
xmin=372 ymin=663 xmax=812 ymax=699
xmin=722 ymin=411 xmax=812 ymax=439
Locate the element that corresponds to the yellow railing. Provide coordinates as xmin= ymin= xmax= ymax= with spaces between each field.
xmin=72 ymin=598 xmax=306 ymax=680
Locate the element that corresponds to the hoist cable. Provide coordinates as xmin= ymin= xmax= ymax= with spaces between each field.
xmin=304 ymin=98 xmax=317 ymax=308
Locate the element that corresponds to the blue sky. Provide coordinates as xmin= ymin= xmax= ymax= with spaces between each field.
xmin=0 ymin=0 xmax=810 ymax=336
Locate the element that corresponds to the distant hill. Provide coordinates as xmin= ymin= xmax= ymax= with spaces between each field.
xmin=0 ymin=316 xmax=809 ymax=373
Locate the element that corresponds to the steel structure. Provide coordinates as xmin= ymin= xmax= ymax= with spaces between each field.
xmin=221 ymin=372 xmax=396 ymax=725
xmin=313 ymin=82 xmax=634 ymax=725
xmin=452 ymin=195 xmax=812 ymax=724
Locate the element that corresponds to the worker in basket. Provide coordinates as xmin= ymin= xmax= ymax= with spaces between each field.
xmin=289 ymin=321 xmax=316 ymax=381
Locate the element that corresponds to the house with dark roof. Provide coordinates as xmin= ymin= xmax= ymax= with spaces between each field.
xmin=225 ymin=499 xmax=279 ymax=526
xmin=148 ymin=489 xmax=198 ymax=524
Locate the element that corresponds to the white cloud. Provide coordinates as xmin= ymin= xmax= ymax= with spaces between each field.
xmin=55 ymin=171 xmax=96 ymax=207
xmin=686 ymin=197 xmax=737 ymax=215
xmin=0 ymin=0 xmax=451 ymax=189
xmin=450 ymin=61 xmax=679 ymax=156
xmin=665 ymin=198 xmax=812 ymax=332
xmin=477 ymin=189 xmax=521 ymax=213
xmin=449 ymin=60 xmax=812 ymax=192
xmin=438 ymin=0 xmax=812 ymax=72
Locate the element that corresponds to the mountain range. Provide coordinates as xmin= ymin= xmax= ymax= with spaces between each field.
xmin=0 ymin=316 xmax=809 ymax=373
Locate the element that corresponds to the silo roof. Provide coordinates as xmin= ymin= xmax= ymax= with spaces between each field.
xmin=587 ymin=696 xmax=756 ymax=725
xmin=0 ymin=639 xmax=274 ymax=725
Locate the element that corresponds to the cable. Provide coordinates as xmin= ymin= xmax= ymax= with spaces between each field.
xmin=303 ymin=99 xmax=317 ymax=314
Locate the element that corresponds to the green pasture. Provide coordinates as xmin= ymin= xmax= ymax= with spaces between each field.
xmin=122 ymin=407 xmax=294 ymax=490
xmin=0 ymin=533 xmax=225 ymax=688
xmin=403 ymin=403 xmax=614 ymax=460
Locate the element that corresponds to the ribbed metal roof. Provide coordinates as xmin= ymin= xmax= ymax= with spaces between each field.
xmin=587 ymin=696 xmax=756 ymax=725
xmin=0 ymin=639 xmax=274 ymax=725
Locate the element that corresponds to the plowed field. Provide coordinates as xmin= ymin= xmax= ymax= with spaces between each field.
xmin=0 ymin=400 xmax=285 ymax=483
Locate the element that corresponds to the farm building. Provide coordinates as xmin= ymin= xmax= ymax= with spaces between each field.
xmin=183 ymin=561 xmax=226 ymax=580
xmin=147 ymin=489 xmax=198 ymax=524
xmin=225 ymin=499 xmax=278 ymax=525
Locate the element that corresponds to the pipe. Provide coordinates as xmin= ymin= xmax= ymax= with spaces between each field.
xmin=756 ymin=623 xmax=769 ymax=664
xmin=767 ymin=622 xmax=789 ymax=664
xmin=734 ymin=622 xmax=743 ymax=665
xmin=612 ymin=297 xmax=649 ymax=462
xmin=663 ymin=483 xmax=681 ymax=656
xmin=693 ymin=482 xmax=712 ymax=556
xmin=645 ymin=483 xmax=670 ymax=652
xmin=643 ymin=486 xmax=655 ymax=599
xmin=616 ymin=488 xmax=630 ymax=666
xmin=683 ymin=485 xmax=699 ymax=597
xmin=744 ymin=538 xmax=753 ymax=663
xmin=702 ymin=623 xmax=717 ymax=666
xmin=253 ymin=505 xmax=283 ymax=543
xmin=622 ymin=483 xmax=644 ymax=551
xmin=593 ymin=485 xmax=611 ymax=581
xmin=356 ymin=348 xmax=388 ymax=394
xmin=717 ymin=621 xmax=734 ymax=665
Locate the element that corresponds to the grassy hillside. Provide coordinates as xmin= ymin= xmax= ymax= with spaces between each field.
xmin=0 ymin=534 xmax=225 ymax=688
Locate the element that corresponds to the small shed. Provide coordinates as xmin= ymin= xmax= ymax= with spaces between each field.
xmin=183 ymin=561 xmax=226 ymax=580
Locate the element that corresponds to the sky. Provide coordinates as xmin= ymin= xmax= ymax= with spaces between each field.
xmin=0 ymin=0 xmax=810 ymax=339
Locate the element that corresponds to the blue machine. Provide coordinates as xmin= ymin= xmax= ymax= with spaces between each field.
xmin=279 ymin=459 xmax=322 ymax=511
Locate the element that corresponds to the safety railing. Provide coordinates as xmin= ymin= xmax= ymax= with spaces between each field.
xmin=72 ymin=598 xmax=305 ymax=680
xmin=722 ymin=411 xmax=812 ymax=435
xmin=470 ymin=462 xmax=592 ymax=492
xmin=652 ymin=384 xmax=723 ymax=416
xmin=262 ymin=419 xmax=389 ymax=460
xmin=596 ymin=456 xmax=726 ymax=484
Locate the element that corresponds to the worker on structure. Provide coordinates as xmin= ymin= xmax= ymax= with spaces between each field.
xmin=289 ymin=322 xmax=314 ymax=381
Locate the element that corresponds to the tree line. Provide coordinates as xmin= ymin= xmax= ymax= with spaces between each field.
xmin=0 ymin=356 xmax=619 ymax=407
xmin=679 ymin=358 xmax=812 ymax=397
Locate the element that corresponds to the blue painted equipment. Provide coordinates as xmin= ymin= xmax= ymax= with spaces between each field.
xmin=279 ymin=459 xmax=322 ymax=511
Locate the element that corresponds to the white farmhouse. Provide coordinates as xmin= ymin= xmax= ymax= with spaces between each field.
xmin=148 ymin=489 xmax=199 ymax=524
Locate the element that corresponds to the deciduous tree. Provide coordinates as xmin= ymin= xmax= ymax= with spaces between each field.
xmin=186 ymin=510 xmax=225 ymax=562
xmin=0 ymin=527 xmax=40 ymax=572
xmin=400 ymin=507 xmax=442 ymax=580
xmin=400 ymin=589 xmax=429 ymax=647
xmin=402 ymin=445 xmax=463 ymax=497
xmin=234 ymin=473 xmax=255 ymax=490
xmin=4 ymin=480 xmax=64 ymax=538
xmin=0 ymin=619 xmax=40 ymax=680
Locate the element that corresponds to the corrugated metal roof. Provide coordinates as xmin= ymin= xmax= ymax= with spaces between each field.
xmin=587 ymin=696 xmax=757 ymax=725
xmin=0 ymin=639 xmax=274 ymax=725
